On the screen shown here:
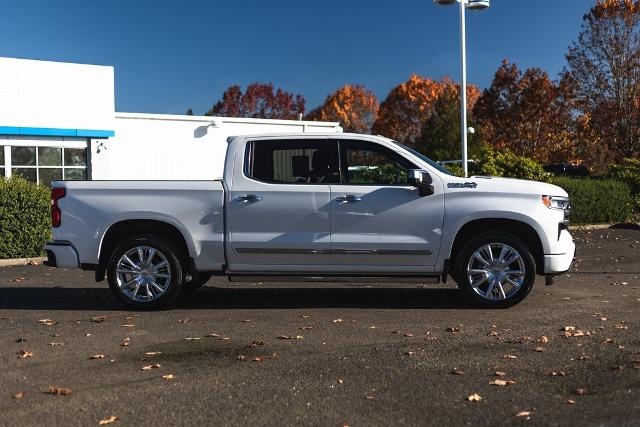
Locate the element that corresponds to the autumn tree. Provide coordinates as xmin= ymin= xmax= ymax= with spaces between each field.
xmin=372 ymin=75 xmax=478 ymax=147
xmin=306 ymin=85 xmax=379 ymax=134
xmin=206 ymin=83 xmax=305 ymax=120
xmin=418 ymin=84 xmax=482 ymax=161
xmin=473 ymin=60 xmax=575 ymax=163
xmin=566 ymin=0 xmax=640 ymax=163
xmin=372 ymin=75 xmax=446 ymax=146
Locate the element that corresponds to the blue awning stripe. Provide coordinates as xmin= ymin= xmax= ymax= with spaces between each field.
xmin=0 ymin=126 xmax=114 ymax=138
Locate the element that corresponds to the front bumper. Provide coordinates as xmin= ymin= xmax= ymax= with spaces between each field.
xmin=543 ymin=230 xmax=576 ymax=274
xmin=44 ymin=242 xmax=80 ymax=269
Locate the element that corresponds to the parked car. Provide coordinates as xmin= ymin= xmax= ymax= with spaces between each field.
xmin=544 ymin=163 xmax=590 ymax=177
xmin=44 ymin=133 xmax=575 ymax=309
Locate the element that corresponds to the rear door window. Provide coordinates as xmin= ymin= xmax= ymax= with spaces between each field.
xmin=246 ymin=139 xmax=339 ymax=184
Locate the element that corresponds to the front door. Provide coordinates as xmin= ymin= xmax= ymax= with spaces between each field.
xmin=226 ymin=138 xmax=339 ymax=272
xmin=330 ymin=139 xmax=444 ymax=272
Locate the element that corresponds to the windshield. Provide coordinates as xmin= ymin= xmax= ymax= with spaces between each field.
xmin=394 ymin=143 xmax=454 ymax=176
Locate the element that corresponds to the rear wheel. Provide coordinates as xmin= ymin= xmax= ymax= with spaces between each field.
xmin=107 ymin=236 xmax=184 ymax=309
xmin=453 ymin=232 xmax=536 ymax=308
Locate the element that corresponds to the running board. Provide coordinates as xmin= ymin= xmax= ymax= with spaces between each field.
xmin=227 ymin=275 xmax=441 ymax=284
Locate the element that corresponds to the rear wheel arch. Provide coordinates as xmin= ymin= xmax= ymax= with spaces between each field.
xmin=449 ymin=218 xmax=544 ymax=275
xmin=98 ymin=220 xmax=192 ymax=279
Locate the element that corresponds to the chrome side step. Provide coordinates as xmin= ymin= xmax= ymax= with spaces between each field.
xmin=227 ymin=275 xmax=441 ymax=284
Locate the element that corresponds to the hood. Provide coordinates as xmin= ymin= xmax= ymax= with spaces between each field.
xmin=443 ymin=175 xmax=569 ymax=198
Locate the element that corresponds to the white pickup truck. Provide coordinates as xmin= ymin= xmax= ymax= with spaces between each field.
xmin=44 ymin=133 xmax=575 ymax=309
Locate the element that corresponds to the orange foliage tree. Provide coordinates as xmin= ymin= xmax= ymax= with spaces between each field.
xmin=206 ymin=83 xmax=305 ymax=120
xmin=306 ymin=85 xmax=379 ymax=134
xmin=473 ymin=60 xmax=575 ymax=164
xmin=372 ymin=75 xmax=478 ymax=147
xmin=566 ymin=0 xmax=640 ymax=164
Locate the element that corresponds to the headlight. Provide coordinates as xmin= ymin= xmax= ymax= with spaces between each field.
xmin=542 ymin=195 xmax=570 ymax=210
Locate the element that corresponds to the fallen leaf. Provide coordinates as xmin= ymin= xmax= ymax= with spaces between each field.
xmin=38 ymin=319 xmax=56 ymax=326
xmin=490 ymin=379 xmax=516 ymax=386
xmin=162 ymin=374 xmax=174 ymax=380
xmin=120 ymin=338 xmax=130 ymax=347
xmin=333 ymin=319 xmax=344 ymax=323
xmin=277 ymin=335 xmax=303 ymax=340
xmin=47 ymin=386 xmax=72 ymax=396
xmin=13 ymin=392 xmax=25 ymax=399
xmin=575 ymin=388 xmax=587 ymax=395
xmin=502 ymin=354 xmax=518 ymax=359
xmin=18 ymin=350 xmax=33 ymax=358
xmin=446 ymin=327 xmax=460 ymax=333
xmin=487 ymin=331 xmax=498 ymax=337
xmin=91 ymin=316 xmax=108 ymax=323
xmin=145 ymin=352 xmax=161 ymax=356
xmin=404 ymin=351 xmax=416 ymax=356
xmin=89 ymin=354 xmax=107 ymax=360
xmin=28 ymin=260 xmax=39 ymax=266
xmin=48 ymin=342 xmax=64 ymax=346
xmin=184 ymin=337 xmax=201 ymax=341
xmin=205 ymin=333 xmax=220 ymax=337
xmin=534 ymin=347 xmax=545 ymax=352
xmin=562 ymin=326 xmax=576 ymax=332
xmin=141 ymin=364 xmax=161 ymax=370
xmin=403 ymin=333 xmax=414 ymax=337
xmin=365 ymin=396 xmax=375 ymax=400
xmin=537 ymin=336 xmax=549 ymax=344
xmin=516 ymin=411 xmax=532 ymax=417
xmin=494 ymin=371 xmax=507 ymax=377
xmin=124 ymin=315 xmax=138 ymax=320
xmin=98 ymin=416 xmax=119 ymax=425
xmin=252 ymin=357 xmax=264 ymax=362
xmin=566 ymin=399 xmax=576 ymax=405
xmin=467 ymin=393 xmax=482 ymax=402
xmin=547 ymin=371 xmax=566 ymax=377
xmin=121 ymin=324 xmax=135 ymax=328
xmin=300 ymin=326 xmax=314 ymax=330
xmin=451 ymin=369 xmax=465 ymax=375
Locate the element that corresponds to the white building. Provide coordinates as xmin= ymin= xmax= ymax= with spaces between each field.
xmin=0 ymin=57 xmax=341 ymax=185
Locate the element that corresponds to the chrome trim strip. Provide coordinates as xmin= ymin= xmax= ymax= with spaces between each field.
xmin=235 ymin=248 xmax=331 ymax=255
xmin=332 ymin=249 xmax=432 ymax=255
xmin=235 ymin=248 xmax=432 ymax=256
xmin=228 ymin=275 xmax=441 ymax=284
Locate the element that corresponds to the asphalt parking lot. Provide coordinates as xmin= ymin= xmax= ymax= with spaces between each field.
xmin=1 ymin=228 xmax=639 ymax=426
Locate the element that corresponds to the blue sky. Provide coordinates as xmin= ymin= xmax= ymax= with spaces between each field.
xmin=0 ymin=0 xmax=592 ymax=115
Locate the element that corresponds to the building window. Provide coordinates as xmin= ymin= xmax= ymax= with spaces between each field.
xmin=2 ymin=144 xmax=88 ymax=187
xmin=0 ymin=146 xmax=5 ymax=177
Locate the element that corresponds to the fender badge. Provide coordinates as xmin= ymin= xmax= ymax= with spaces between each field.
xmin=447 ymin=182 xmax=478 ymax=189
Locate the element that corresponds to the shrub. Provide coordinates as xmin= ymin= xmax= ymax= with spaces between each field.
xmin=469 ymin=145 xmax=549 ymax=181
xmin=609 ymin=158 xmax=640 ymax=213
xmin=444 ymin=163 xmax=465 ymax=177
xmin=0 ymin=177 xmax=51 ymax=258
xmin=549 ymin=177 xmax=633 ymax=225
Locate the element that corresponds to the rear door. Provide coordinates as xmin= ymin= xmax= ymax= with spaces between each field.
xmin=329 ymin=139 xmax=444 ymax=271
xmin=225 ymin=137 xmax=339 ymax=271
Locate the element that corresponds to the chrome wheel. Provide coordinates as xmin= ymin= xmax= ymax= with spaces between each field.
xmin=115 ymin=246 xmax=172 ymax=302
xmin=466 ymin=243 xmax=526 ymax=301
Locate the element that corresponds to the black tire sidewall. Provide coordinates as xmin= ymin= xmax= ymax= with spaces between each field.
xmin=454 ymin=231 xmax=536 ymax=308
xmin=107 ymin=235 xmax=184 ymax=309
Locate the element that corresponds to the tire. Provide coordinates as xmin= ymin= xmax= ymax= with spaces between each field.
xmin=453 ymin=231 xmax=536 ymax=308
xmin=183 ymin=272 xmax=213 ymax=291
xmin=106 ymin=235 xmax=184 ymax=309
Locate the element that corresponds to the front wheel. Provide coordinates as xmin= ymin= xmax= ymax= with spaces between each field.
xmin=453 ymin=232 xmax=536 ymax=308
xmin=106 ymin=236 xmax=184 ymax=309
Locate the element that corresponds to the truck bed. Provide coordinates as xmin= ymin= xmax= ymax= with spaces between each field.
xmin=51 ymin=180 xmax=226 ymax=272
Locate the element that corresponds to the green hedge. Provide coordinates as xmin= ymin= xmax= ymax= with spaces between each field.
xmin=549 ymin=177 xmax=633 ymax=225
xmin=609 ymin=158 xmax=640 ymax=214
xmin=0 ymin=177 xmax=51 ymax=258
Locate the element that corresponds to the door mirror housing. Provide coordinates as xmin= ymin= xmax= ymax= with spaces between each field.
xmin=408 ymin=169 xmax=434 ymax=197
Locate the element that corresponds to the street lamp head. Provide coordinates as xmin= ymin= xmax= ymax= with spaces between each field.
xmin=433 ymin=0 xmax=490 ymax=9
xmin=466 ymin=0 xmax=490 ymax=10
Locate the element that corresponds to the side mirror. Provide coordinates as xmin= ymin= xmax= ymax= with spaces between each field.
xmin=408 ymin=169 xmax=434 ymax=197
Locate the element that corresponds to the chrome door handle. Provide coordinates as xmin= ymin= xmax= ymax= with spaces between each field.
xmin=236 ymin=194 xmax=263 ymax=203
xmin=336 ymin=195 xmax=362 ymax=203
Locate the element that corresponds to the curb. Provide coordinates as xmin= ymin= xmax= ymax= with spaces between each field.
xmin=569 ymin=223 xmax=640 ymax=231
xmin=0 ymin=257 xmax=46 ymax=267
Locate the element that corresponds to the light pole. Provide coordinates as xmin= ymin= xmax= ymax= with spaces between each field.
xmin=433 ymin=0 xmax=490 ymax=177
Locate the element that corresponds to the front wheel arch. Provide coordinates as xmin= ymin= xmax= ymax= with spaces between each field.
xmin=449 ymin=218 xmax=544 ymax=276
